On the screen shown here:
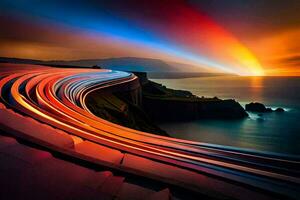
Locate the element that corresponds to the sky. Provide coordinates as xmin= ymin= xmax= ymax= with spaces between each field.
xmin=0 ymin=0 xmax=299 ymax=76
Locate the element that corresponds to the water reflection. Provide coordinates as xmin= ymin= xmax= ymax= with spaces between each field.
xmin=249 ymin=76 xmax=263 ymax=102
xmin=154 ymin=76 xmax=300 ymax=155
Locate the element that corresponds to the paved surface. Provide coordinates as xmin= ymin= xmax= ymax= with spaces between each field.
xmin=0 ymin=63 xmax=299 ymax=199
xmin=0 ymin=134 xmax=171 ymax=200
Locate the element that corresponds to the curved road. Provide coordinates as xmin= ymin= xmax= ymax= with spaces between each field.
xmin=0 ymin=63 xmax=299 ymax=199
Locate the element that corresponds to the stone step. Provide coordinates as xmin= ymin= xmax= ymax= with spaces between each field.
xmin=116 ymin=182 xmax=159 ymax=200
xmin=0 ymin=108 xmax=74 ymax=149
xmin=74 ymin=140 xmax=124 ymax=165
xmin=0 ymin=143 xmax=52 ymax=165
xmin=18 ymin=155 xmax=116 ymax=199
xmin=120 ymin=154 xmax=270 ymax=200
xmin=0 ymin=153 xmax=33 ymax=200
xmin=121 ymin=153 xmax=214 ymax=193
xmin=147 ymin=188 xmax=171 ymax=200
xmin=0 ymin=134 xmax=18 ymax=150
xmin=98 ymin=175 xmax=125 ymax=199
xmin=0 ymin=134 xmax=118 ymax=200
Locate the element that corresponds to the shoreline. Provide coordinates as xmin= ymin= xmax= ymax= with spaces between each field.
xmin=85 ymin=71 xmax=248 ymax=135
xmin=1 ymin=62 xmax=299 ymax=199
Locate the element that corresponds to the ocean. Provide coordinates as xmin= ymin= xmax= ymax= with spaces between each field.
xmin=152 ymin=76 xmax=300 ymax=156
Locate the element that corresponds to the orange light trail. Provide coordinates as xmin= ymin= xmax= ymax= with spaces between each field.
xmin=0 ymin=63 xmax=299 ymax=199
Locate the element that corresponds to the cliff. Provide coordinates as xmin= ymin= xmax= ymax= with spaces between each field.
xmin=86 ymin=72 xmax=247 ymax=136
xmin=85 ymin=77 xmax=168 ymax=136
xmin=141 ymin=80 xmax=248 ymax=122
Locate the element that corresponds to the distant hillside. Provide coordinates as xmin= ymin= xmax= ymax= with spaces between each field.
xmin=0 ymin=57 xmax=207 ymax=72
xmin=0 ymin=57 xmax=44 ymax=65
xmin=47 ymin=57 xmax=177 ymax=72
xmin=164 ymin=61 xmax=212 ymax=72
xmin=0 ymin=57 xmax=231 ymax=78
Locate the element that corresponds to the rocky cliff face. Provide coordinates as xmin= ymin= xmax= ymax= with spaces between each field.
xmin=143 ymin=98 xmax=247 ymax=121
xmin=141 ymin=81 xmax=248 ymax=122
xmin=245 ymin=102 xmax=285 ymax=113
xmin=86 ymin=72 xmax=248 ymax=135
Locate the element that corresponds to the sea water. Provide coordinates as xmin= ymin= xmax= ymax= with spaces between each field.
xmin=153 ymin=76 xmax=300 ymax=156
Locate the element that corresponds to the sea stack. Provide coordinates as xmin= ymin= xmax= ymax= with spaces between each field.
xmin=245 ymin=102 xmax=285 ymax=113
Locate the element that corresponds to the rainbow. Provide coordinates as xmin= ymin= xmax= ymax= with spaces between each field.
xmin=0 ymin=0 xmax=264 ymax=75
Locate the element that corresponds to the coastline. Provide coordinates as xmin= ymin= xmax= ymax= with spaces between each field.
xmin=152 ymin=76 xmax=300 ymax=155
xmin=1 ymin=62 xmax=299 ymax=200
xmin=85 ymin=71 xmax=248 ymax=135
xmin=0 ymin=58 xmax=249 ymax=136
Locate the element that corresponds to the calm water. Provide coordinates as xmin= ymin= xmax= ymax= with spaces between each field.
xmin=152 ymin=76 xmax=300 ymax=156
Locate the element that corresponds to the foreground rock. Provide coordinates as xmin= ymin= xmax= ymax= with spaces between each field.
xmin=245 ymin=102 xmax=285 ymax=113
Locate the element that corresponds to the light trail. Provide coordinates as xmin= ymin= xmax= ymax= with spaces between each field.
xmin=0 ymin=64 xmax=299 ymax=199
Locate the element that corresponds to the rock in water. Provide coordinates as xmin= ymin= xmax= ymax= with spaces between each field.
xmin=275 ymin=107 xmax=285 ymax=112
xmin=245 ymin=102 xmax=272 ymax=112
xmin=245 ymin=102 xmax=285 ymax=113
